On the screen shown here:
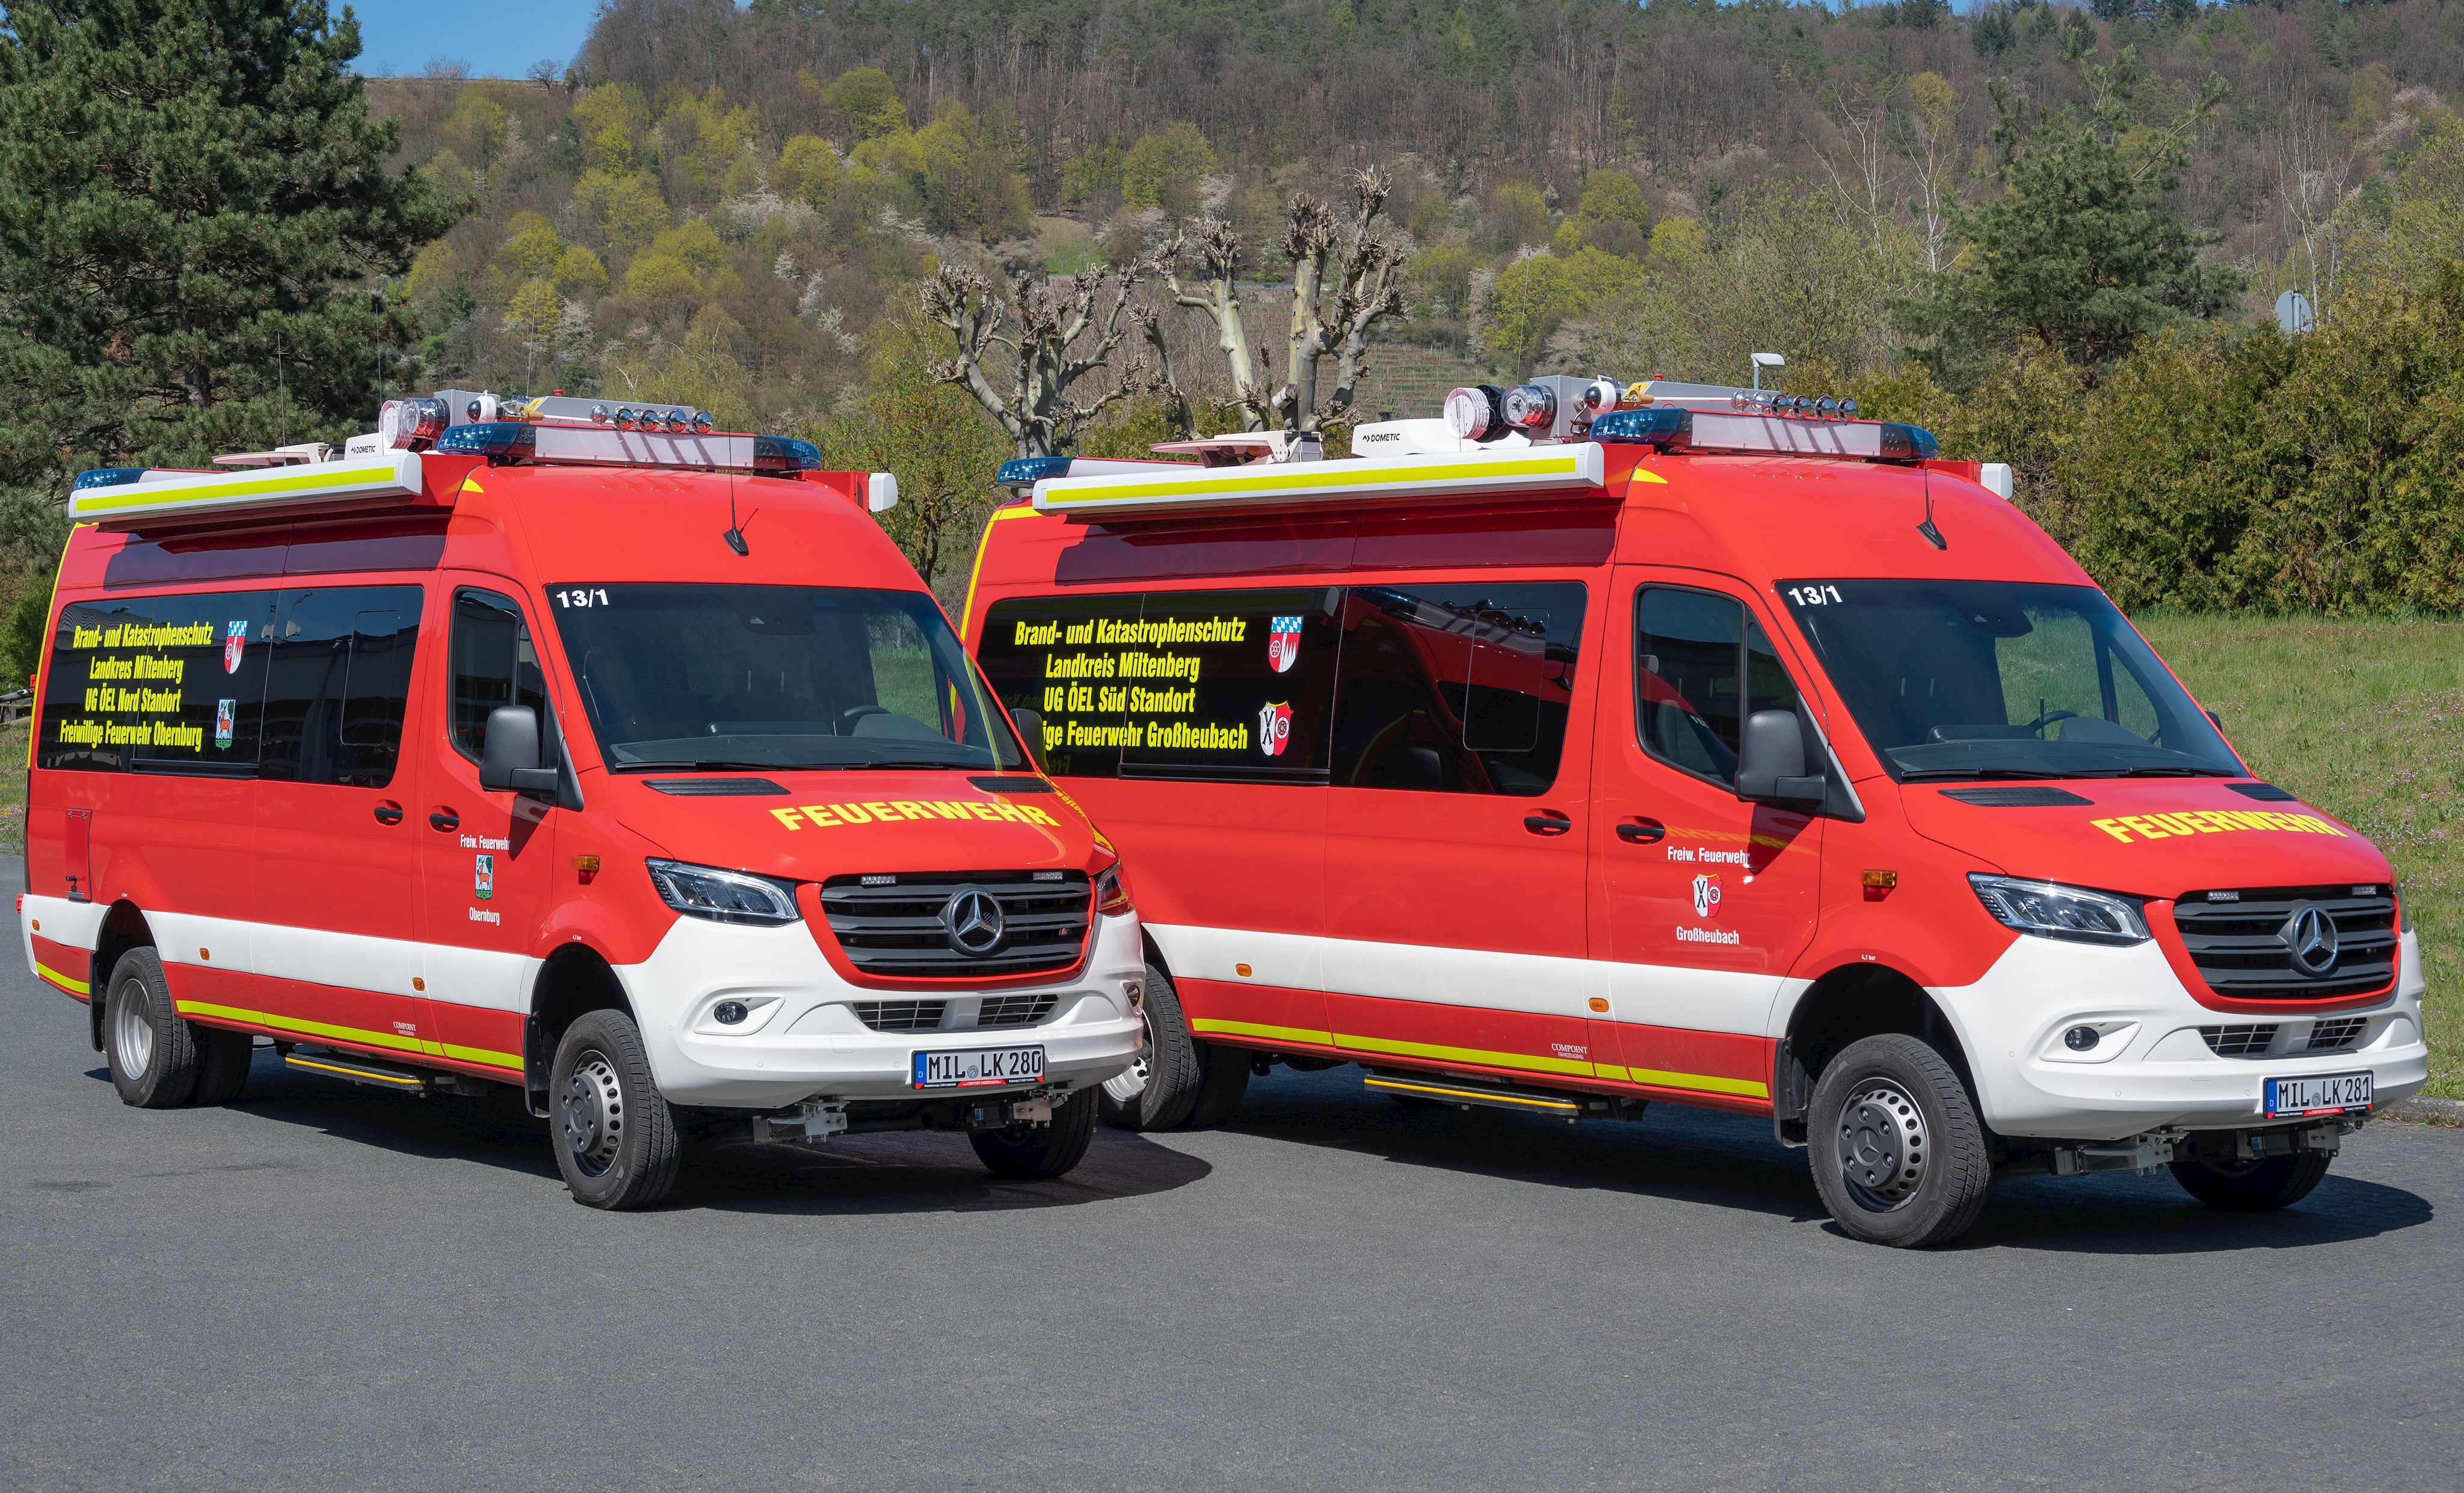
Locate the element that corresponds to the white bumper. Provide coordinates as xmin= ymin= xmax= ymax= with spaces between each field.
xmin=1933 ymin=931 xmax=2429 ymax=1141
xmin=615 ymin=909 xmax=1148 ymax=1110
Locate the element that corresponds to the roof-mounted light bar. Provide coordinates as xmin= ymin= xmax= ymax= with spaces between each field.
xmin=1031 ymin=442 xmax=1605 ymax=520
xmin=1591 ymin=407 xmax=1938 ymax=461
xmin=435 ymin=422 xmax=822 ymax=473
xmin=67 ymin=451 xmax=428 ymax=526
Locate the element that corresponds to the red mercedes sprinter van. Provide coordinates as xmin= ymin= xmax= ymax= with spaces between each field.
xmin=965 ymin=377 xmax=2429 ymax=1247
xmin=24 ymin=393 xmax=1143 ymax=1208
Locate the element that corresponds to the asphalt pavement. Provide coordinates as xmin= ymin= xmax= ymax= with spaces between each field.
xmin=4 ymin=907 xmax=2459 ymax=1490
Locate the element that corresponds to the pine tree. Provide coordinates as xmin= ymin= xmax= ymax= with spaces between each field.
xmin=1905 ymin=46 xmax=2241 ymax=385
xmin=0 ymin=1 xmax=464 ymax=493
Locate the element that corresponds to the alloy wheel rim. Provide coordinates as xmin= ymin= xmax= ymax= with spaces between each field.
xmin=113 ymin=979 xmax=155 ymax=1076
xmin=1836 ymin=1079 xmax=1929 ymax=1212
xmin=561 ymin=1051 xmax=625 ymax=1176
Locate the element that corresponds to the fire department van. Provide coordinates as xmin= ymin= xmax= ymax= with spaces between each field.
xmin=22 ymin=393 xmax=1144 ymax=1209
xmin=963 ymin=376 xmax=2430 ymax=1248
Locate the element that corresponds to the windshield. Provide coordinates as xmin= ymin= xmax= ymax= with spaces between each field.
xmin=546 ymin=583 xmax=1024 ymax=772
xmin=1778 ymin=579 xmax=2244 ymax=781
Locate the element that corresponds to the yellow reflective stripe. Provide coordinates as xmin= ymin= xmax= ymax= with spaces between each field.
xmin=1192 ymin=1018 xmax=1767 ymax=1099
xmin=1334 ymin=1030 xmax=1595 ymax=1077
xmin=286 ymin=1055 xmax=424 ymax=1086
xmin=1595 ymin=1061 xmax=1768 ymax=1098
xmin=36 ymin=962 xmax=90 ymax=996
xmin=959 ymin=504 xmax=1043 ymax=642
xmin=1364 ymin=1076 xmax=1580 ymax=1112
xmin=1044 ymin=454 xmax=1592 ymax=504
xmin=1189 ymin=1017 xmax=1333 ymax=1047
xmin=72 ymin=461 xmax=406 ymax=513
xmin=174 ymin=1000 xmax=522 ymax=1072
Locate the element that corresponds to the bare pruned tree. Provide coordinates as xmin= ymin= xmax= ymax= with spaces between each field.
xmin=1154 ymin=167 xmax=1406 ymax=437
xmin=920 ymin=263 xmax=1165 ymax=459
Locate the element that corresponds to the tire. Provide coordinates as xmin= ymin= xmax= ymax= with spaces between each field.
xmin=1807 ymin=1033 xmax=1992 ymax=1249
xmin=1098 ymin=961 xmax=1202 ymax=1131
xmin=1181 ymin=1041 xmax=1251 ymax=1128
xmin=105 ymin=949 xmax=199 ymax=1109
xmin=191 ymin=1027 xmax=254 ymax=1105
xmin=2169 ymin=1151 xmax=2332 ymax=1211
xmin=549 ymin=1009 xmax=682 ymax=1210
xmin=972 ymin=1086 xmax=1098 ymax=1178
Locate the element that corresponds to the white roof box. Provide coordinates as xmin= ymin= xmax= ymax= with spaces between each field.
xmin=1029 ymin=439 xmax=1604 ymax=520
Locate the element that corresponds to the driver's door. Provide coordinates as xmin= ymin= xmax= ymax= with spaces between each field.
xmin=414 ymin=581 xmax=558 ymax=1075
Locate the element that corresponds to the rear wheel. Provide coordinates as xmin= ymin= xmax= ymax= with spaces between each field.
xmin=1182 ymin=1041 xmax=1251 ymax=1128
xmin=549 ymin=1010 xmax=682 ymax=1210
xmin=191 ymin=1027 xmax=254 ymax=1105
xmin=1807 ymin=1034 xmax=1992 ymax=1249
xmin=1098 ymin=962 xmax=1201 ymax=1131
xmin=2169 ymin=1151 xmax=2332 ymax=1211
xmin=972 ymin=1087 xmax=1098 ymax=1178
xmin=105 ymin=949 xmax=198 ymax=1109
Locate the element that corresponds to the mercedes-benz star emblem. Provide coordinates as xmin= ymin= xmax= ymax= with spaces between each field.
xmin=2283 ymin=904 xmax=2340 ymax=977
xmin=941 ymin=887 xmax=1005 ymax=956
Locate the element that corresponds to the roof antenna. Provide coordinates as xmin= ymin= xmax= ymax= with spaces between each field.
xmin=722 ymin=469 xmax=748 ymax=556
xmin=1917 ymin=472 xmax=1947 ymax=550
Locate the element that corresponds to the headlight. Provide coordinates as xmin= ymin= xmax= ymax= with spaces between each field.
xmin=645 ymin=859 xmax=801 ymax=925
xmin=1968 ymin=874 xmax=2148 ymax=946
xmin=1094 ymin=862 xmax=1133 ymax=916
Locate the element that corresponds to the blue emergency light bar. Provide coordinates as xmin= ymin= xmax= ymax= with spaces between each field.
xmin=436 ymin=421 xmax=822 ymax=473
xmin=1591 ymin=406 xmax=1938 ymax=461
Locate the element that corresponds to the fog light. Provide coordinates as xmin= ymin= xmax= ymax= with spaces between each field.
xmin=2063 ymin=1025 xmax=2100 ymax=1052
xmin=713 ymin=1000 xmax=749 ymax=1026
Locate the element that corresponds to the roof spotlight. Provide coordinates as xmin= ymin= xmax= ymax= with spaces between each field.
xmin=1837 ymin=398 xmax=1859 ymax=419
xmin=691 ymin=409 xmax=714 ymax=434
xmin=1443 ymin=386 xmax=1506 ymax=442
xmin=1814 ymin=397 xmax=1838 ymax=418
xmin=590 ymin=404 xmax=610 ymax=425
xmin=1501 ymin=383 xmax=1556 ymax=430
xmin=614 ymin=406 xmax=638 ymax=428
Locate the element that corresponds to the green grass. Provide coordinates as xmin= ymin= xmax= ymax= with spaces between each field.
xmin=2137 ymin=614 xmax=2463 ymax=1098
xmin=0 ymin=718 xmax=23 ymax=854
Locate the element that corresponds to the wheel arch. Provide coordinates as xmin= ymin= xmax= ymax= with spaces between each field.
xmin=525 ymin=943 xmax=635 ymax=1113
xmin=1772 ymin=963 xmax=1973 ymax=1147
xmin=87 ymin=900 xmax=155 ymax=1050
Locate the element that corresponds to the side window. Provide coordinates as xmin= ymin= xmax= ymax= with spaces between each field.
xmin=450 ymin=588 xmax=549 ymax=763
xmin=260 ymin=585 xmax=425 ymax=789
xmin=1634 ymin=587 xmax=1803 ymax=787
xmin=38 ymin=590 xmax=277 ymax=775
xmin=978 ymin=590 xmax=1340 ymax=781
xmin=1329 ymin=582 xmax=1589 ymax=796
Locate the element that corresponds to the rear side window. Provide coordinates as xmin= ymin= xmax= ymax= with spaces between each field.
xmin=1329 ymin=582 xmax=1588 ymax=796
xmin=449 ymin=588 xmax=549 ymax=763
xmin=259 ymin=585 xmax=426 ymax=789
xmin=1634 ymin=586 xmax=1802 ymax=788
xmin=38 ymin=590 xmax=277 ymax=775
xmin=979 ymin=589 xmax=1341 ymax=781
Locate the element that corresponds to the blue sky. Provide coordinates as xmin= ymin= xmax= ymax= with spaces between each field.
xmin=348 ymin=0 xmax=605 ymax=80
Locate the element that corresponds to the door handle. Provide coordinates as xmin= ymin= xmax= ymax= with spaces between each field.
xmin=1523 ymin=812 xmax=1572 ymax=836
xmin=373 ymin=803 xmax=404 ymax=825
xmin=1616 ymin=819 xmax=1666 ymax=844
xmin=429 ymin=808 xmax=460 ymax=832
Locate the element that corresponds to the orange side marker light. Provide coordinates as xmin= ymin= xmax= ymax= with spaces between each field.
xmin=1862 ymin=869 xmax=1897 ymax=900
xmin=1235 ymin=962 xmax=1253 ymax=977
xmin=1588 ymin=997 xmax=1610 ymax=1014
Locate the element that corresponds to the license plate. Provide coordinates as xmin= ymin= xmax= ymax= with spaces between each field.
xmin=2264 ymin=1070 xmax=2372 ymax=1118
xmin=911 ymin=1045 xmax=1045 ymax=1090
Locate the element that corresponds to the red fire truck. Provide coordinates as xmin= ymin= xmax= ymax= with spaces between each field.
xmin=964 ymin=377 xmax=2429 ymax=1247
xmin=23 ymin=393 xmax=1144 ymax=1208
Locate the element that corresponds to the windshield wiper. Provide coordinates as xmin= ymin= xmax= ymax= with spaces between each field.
xmin=610 ymin=760 xmax=789 ymax=773
xmin=840 ymin=757 xmax=983 ymax=771
xmin=1895 ymin=767 xmax=2074 ymax=781
xmin=2095 ymin=766 xmax=2239 ymax=778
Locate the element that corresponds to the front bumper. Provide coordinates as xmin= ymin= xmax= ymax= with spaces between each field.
xmin=1933 ymin=931 xmax=2429 ymax=1141
xmin=617 ymin=908 xmax=1148 ymax=1110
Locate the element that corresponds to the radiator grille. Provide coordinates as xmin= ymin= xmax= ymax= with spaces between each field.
xmin=2171 ymin=885 xmax=2397 ymax=1000
xmin=2200 ymin=1024 xmax=2279 ymax=1057
xmin=819 ymin=871 xmax=1092 ymax=981
xmin=2306 ymin=1016 xmax=2370 ymax=1053
xmin=851 ymin=1000 xmax=947 ymax=1033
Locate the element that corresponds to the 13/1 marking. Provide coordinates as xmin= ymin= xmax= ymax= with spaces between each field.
xmin=555 ymin=588 xmax=612 ymax=608
xmin=1785 ymin=584 xmax=1846 ymax=606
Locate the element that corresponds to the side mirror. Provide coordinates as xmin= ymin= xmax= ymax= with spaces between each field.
xmin=1008 ymin=706 xmax=1048 ymax=772
xmin=1736 ymin=709 xmax=1826 ymax=804
xmin=2203 ymin=707 xmax=2225 ymax=733
xmin=478 ymin=704 xmax=559 ymax=795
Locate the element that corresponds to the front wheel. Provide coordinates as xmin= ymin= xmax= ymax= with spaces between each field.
xmin=549 ymin=1010 xmax=682 ymax=1210
xmin=1098 ymin=962 xmax=1202 ymax=1131
xmin=2169 ymin=1152 xmax=2332 ymax=1211
xmin=1807 ymin=1034 xmax=1992 ymax=1249
xmin=972 ymin=1087 xmax=1098 ymax=1178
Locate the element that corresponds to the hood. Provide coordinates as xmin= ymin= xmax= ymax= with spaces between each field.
xmin=1899 ymin=779 xmax=2392 ymax=897
xmin=605 ymin=769 xmax=1103 ymax=881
